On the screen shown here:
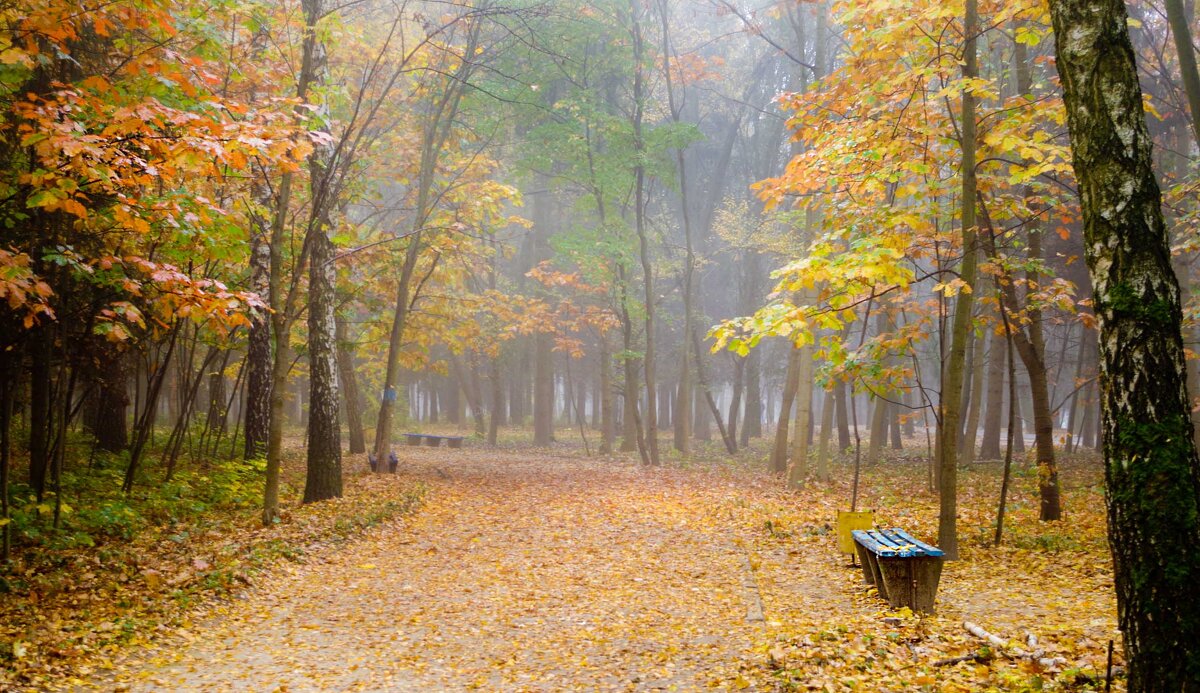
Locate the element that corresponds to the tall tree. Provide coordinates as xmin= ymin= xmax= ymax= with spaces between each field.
xmin=937 ymin=0 xmax=981 ymax=561
xmin=303 ymin=0 xmax=342 ymax=504
xmin=1048 ymin=0 xmax=1200 ymax=687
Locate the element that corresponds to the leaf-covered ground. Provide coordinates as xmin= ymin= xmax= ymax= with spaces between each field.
xmin=0 ymin=445 xmax=426 ymax=690
xmin=76 ymin=444 xmax=1119 ymax=692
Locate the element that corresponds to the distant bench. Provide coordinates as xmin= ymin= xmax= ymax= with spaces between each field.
xmin=852 ymin=528 xmax=945 ymax=614
xmin=403 ymin=433 xmax=466 ymax=449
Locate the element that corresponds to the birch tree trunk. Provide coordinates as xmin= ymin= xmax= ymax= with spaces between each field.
xmin=1047 ymin=0 xmax=1200 ymax=686
xmin=305 ymin=228 xmax=342 ymax=502
xmin=244 ymin=226 xmax=271 ymax=460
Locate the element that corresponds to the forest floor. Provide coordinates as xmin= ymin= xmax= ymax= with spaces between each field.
xmin=7 ymin=437 xmax=1121 ymax=691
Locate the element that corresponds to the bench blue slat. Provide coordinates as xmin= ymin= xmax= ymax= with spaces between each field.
xmin=852 ymin=528 xmax=942 ymax=558
xmin=851 ymin=529 xmax=902 ymax=556
xmin=888 ymin=527 xmax=945 ymax=558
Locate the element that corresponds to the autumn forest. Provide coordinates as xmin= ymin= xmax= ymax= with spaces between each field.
xmin=1 ymin=0 xmax=1199 ymax=690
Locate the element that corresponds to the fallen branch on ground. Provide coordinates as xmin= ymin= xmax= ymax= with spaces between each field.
xmin=963 ymin=622 xmax=1067 ymax=669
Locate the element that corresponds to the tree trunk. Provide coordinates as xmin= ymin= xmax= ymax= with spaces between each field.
xmin=835 ymin=380 xmax=851 ymax=450
xmin=816 ymin=388 xmax=834 ymax=482
xmin=620 ymin=348 xmax=640 ymax=453
xmin=979 ymin=328 xmax=1005 ymax=459
xmin=960 ymin=315 xmax=986 ymax=464
xmin=206 ymin=367 xmax=226 ymax=433
xmin=488 ymin=355 xmax=503 ymax=446
xmin=890 ymin=402 xmax=903 ymax=449
xmin=1048 ymin=0 xmax=1200 ymax=686
xmin=728 ymin=355 xmax=744 ymax=446
xmin=630 ymin=1 xmax=658 ymax=466
xmin=694 ymin=387 xmax=711 ymax=441
xmin=867 ymin=395 xmax=887 ymax=466
xmin=533 ymin=333 xmax=554 ymax=446
xmin=1 ymin=350 xmax=14 ymax=563
xmin=336 ymin=318 xmax=365 ymax=455
xmin=302 ymin=0 xmax=341 ymax=503
xmin=938 ymin=0 xmax=980 ymax=560
xmin=771 ymin=348 xmax=801 ymax=474
xmin=373 ymin=18 xmax=479 ymax=469
xmin=743 ymin=347 xmax=763 ymax=442
xmin=94 ymin=353 xmax=129 ymax=453
xmin=599 ymin=338 xmax=615 ymax=454
xmin=305 ymin=230 xmax=342 ymax=502
xmin=787 ymin=340 xmax=814 ymax=488
xmin=28 ymin=331 xmax=50 ymax=499
xmin=1166 ymin=0 xmax=1200 ymax=148
xmin=244 ymin=224 xmax=272 ymax=460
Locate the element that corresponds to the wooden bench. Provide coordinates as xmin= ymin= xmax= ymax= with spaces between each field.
xmin=851 ymin=528 xmax=945 ymax=614
xmin=402 ymin=433 xmax=465 ymax=449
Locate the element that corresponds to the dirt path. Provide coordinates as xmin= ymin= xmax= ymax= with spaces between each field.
xmin=103 ymin=450 xmax=819 ymax=691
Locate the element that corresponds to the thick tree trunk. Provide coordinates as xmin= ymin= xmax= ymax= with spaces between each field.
xmin=302 ymin=0 xmax=341 ymax=503
xmin=305 ymin=231 xmax=342 ymax=502
xmin=1048 ymin=0 xmax=1200 ymax=686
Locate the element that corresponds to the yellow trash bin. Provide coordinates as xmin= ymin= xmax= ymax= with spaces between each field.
xmin=836 ymin=510 xmax=874 ymax=556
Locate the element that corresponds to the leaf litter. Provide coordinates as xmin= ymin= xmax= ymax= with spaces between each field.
xmin=11 ymin=445 xmax=1120 ymax=691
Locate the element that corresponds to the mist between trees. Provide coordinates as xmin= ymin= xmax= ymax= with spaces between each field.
xmin=1 ymin=0 xmax=1199 ymax=689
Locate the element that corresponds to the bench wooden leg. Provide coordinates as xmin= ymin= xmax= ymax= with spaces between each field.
xmin=423 ymin=436 xmax=440 ymax=447
xmin=405 ymin=437 xmax=422 ymax=447
xmin=867 ymin=552 xmax=888 ymax=601
xmin=912 ymin=557 xmax=943 ymax=614
xmin=877 ymin=557 xmax=911 ymax=610
xmin=447 ymin=438 xmax=463 ymax=449
xmin=877 ymin=556 xmax=943 ymax=614
xmin=854 ymin=542 xmax=875 ymax=585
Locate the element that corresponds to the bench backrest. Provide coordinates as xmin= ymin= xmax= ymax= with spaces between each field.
xmin=852 ymin=528 xmax=945 ymax=558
